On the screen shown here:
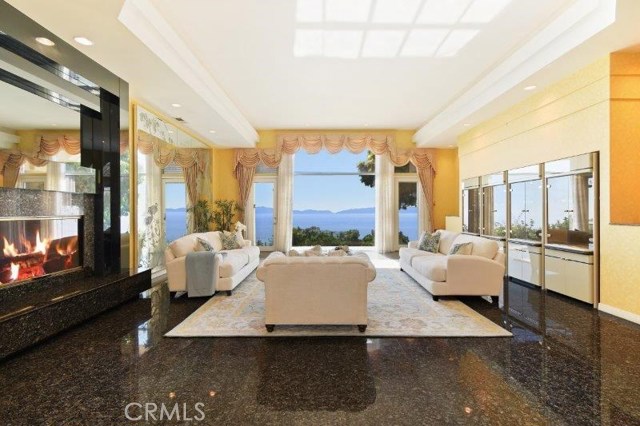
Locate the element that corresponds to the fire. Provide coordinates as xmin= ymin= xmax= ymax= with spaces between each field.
xmin=3 ymin=237 xmax=18 ymax=257
xmin=10 ymin=262 xmax=19 ymax=281
xmin=34 ymin=231 xmax=49 ymax=256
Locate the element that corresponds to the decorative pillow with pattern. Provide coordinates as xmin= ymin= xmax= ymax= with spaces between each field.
xmin=197 ymin=237 xmax=216 ymax=252
xmin=418 ymin=231 xmax=441 ymax=253
xmin=449 ymin=242 xmax=473 ymax=256
xmin=220 ymin=231 xmax=241 ymax=250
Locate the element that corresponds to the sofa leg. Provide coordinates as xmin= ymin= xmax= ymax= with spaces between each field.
xmin=400 ymin=267 xmax=404 ymax=272
xmin=266 ymin=324 xmax=275 ymax=332
xmin=432 ymin=295 xmax=440 ymax=302
xmin=358 ymin=324 xmax=367 ymax=333
xmin=226 ymin=290 xmax=232 ymax=296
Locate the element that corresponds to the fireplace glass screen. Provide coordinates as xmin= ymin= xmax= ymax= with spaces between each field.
xmin=0 ymin=217 xmax=81 ymax=285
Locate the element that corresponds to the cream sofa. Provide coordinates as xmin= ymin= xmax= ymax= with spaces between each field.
xmin=399 ymin=230 xmax=505 ymax=300
xmin=165 ymin=232 xmax=260 ymax=294
xmin=256 ymin=252 xmax=376 ymax=332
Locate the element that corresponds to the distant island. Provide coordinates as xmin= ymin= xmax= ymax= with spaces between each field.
xmin=256 ymin=206 xmax=416 ymax=214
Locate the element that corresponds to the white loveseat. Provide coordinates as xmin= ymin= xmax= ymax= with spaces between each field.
xmin=256 ymin=252 xmax=376 ymax=332
xmin=399 ymin=230 xmax=505 ymax=300
xmin=165 ymin=232 xmax=260 ymax=294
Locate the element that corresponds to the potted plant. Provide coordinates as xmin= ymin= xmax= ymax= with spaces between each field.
xmin=212 ymin=200 xmax=242 ymax=231
xmin=187 ymin=200 xmax=214 ymax=233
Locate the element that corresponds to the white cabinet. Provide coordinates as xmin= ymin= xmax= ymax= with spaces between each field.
xmin=507 ymin=242 xmax=542 ymax=286
xmin=544 ymin=248 xmax=594 ymax=303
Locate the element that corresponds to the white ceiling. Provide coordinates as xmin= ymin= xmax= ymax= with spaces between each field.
xmin=6 ymin=0 xmax=640 ymax=148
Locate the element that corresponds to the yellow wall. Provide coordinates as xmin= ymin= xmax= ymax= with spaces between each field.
xmin=433 ymin=148 xmax=459 ymax=230
xmin=210 ymin=129 xmax=459 ymax=230
xmin=457 ymin=54 xmax=640 ymax=318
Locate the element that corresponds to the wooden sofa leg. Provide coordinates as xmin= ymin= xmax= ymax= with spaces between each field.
xmin=432 ymin=295 xmax=440 ymax=302
xmin=266 ymin=324 xmax=275 ymax=332
xmin=400 ymin=267 xmax=404 ymax=272
xmin=358 ymin=324 xmax=367 ymax=333
xmin=226 ymin=290 xmax=232 ymax=296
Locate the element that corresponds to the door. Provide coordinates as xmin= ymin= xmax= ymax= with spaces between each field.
xmin=396 ymin=179 xmax=419 ymax=248
xmin=253 ymin=180 xmax=276 ymax=251
xmin=162 ymin=180 xmax=188 ymax=244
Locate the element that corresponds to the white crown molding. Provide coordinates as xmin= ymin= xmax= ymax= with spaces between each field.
xmin=599 ymin=303 xmax=640 ymax=326
xmin=414 ymin=0 xmax=616 ymax=146
xmin=118 ymin=0 xmax=258 ymax=148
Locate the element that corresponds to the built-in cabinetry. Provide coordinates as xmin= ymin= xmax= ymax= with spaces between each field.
xmin=462 ymin=152 xmax=599 ymax=306
xmin=544 ymin=248 xmax=594 ymax=303
xmin=462 ymin=178 xmax=480 ymax=234
xmin=508 ymin=241 xmax=543 ymax=286
xmin=543 ymin=153 xmax=597 ymax=304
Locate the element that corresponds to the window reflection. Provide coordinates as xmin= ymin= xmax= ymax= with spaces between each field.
xmin=463 ymin=188 xmax=480 ymax=234
xmin=547 ymin=172 xmax=593 ymax=249
xmin=510 ymin=180 xmax=543 ymax=241
xmin=482 ymin=184 xmax=507 ymax=237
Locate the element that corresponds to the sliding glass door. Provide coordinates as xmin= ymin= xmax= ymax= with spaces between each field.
xmin=253 ymin=179 xmax=276 ymax=251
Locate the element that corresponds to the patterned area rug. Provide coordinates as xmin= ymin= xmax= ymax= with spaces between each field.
xmin=165 ymin=268 xmax=511 ymax=337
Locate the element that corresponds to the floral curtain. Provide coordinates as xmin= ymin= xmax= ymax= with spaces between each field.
xmin=234 ymin=133 xmax=437 ymax=231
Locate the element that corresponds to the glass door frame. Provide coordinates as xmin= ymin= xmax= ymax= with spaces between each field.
xmin=393 ymin=175 xmax=424 ymax=250
xmin=161 ymin=175 xmax=187 ymax=246
xmin=249 ymin=175 xmax=277 ymax=252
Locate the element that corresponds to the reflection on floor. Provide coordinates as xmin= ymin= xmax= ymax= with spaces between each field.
xmin=1 ymin=262 xmax=639 ymax=425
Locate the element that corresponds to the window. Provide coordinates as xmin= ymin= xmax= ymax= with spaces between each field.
xmin=253 ymin=180 xmax=276 ymax=248
xmin=292 ymin=150 xmax=375 ymax=246
xmin=163 ymin=180 xmax=187 ymax=244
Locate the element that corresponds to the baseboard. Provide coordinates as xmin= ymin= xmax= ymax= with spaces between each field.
xmin=598 ymin=303 xmax=640 ymax=326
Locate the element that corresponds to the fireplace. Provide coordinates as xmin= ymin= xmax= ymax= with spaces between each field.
xmin=0 ymin=217 xmax=82 ymax=285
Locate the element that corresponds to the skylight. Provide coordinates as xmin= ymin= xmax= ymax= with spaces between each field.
xmin=372 ymin=0 xmax=423 ymax=24
xmin=362 ymin=30 xmax=406 ymax=57
xmin=325 ymin=0 xmax=371 ymax=23
xmin=293 ymin=0 xmax=512 ymax=59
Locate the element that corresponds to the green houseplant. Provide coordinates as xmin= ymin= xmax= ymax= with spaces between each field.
xmin=212 ymin=200 xmax=242 ymax=232
xmin=187 ymin=200 xmax=215 ymax=233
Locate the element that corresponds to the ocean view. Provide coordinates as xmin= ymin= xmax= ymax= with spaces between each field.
xmin=165 ymin=207 xmax=419 ymax=245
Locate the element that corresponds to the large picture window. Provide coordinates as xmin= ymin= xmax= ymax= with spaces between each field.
xmin=292 ymin=150 xmax=375 ymax=246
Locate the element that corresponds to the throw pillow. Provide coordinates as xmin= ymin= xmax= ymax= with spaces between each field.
xmin=328 ymin=249 xmax=347 ymax=257
xmin=235 ymin=230 xmax=245 ymax=248
xmin=449 ymin=242 xmax=473 ymax=255
xmin=220 ymin=231 xmax=241 ymax=250
xmin=197 ymin=237 xmax=216 ymax=252
xmin=418 ymin=232 xmax=441 ymax=253
xmin=287 ymin=249 xmax=301 ymax=256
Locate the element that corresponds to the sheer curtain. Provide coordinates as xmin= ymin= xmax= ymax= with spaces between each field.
xmin=275 ymin=153 xmax=294 ymax=252
xmin=375 ymin=154 xmax=395 ymax=253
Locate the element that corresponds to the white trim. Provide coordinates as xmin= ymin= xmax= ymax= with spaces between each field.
xmin=118 ymin=0 xmax=258 ymax=147
xmin=415 ymin=0 xmax=616 ymax=146
xmin=598 ymin=303 xmax=640 ymax=326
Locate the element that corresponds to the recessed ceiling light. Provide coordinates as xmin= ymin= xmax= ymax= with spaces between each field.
xmin=209 ymin=130 xmax=216 ymax=134
xmin=463 ymin=123 xmax=471 ymax=127
xmin=73 ymin=36 xmax=93 ymax=46
xmin=171 ymin=103 xmax=182 ymax=108
xmin=35 ymin=37 xmax=55 ymax=46
xmin=524 ymin=85 xmax=537 ymax=91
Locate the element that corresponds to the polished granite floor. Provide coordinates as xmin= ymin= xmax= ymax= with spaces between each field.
xmin=1 ymin=268 xmax=639 ymax=425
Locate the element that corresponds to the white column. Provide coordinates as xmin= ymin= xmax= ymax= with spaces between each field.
xmin=275 ymin=154 xmax=294 ymax=252
xmin=375 ymin=154 xmax=395 ymax=253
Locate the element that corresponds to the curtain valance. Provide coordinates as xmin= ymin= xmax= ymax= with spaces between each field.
xmin=234 ymin=133 xmax=438 ymax=233
xmin=137 ymin=131 xmax=208 ymax=174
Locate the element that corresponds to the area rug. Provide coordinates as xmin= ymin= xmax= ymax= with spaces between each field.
xmin=165 ymin=268 xmax=512 ymax=337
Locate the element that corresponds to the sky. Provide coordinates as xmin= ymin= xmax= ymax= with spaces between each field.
xmin=254 ymin=150 xmax=375 ymax=212
xmin=164 ymin=182 xmax=187 ymax=209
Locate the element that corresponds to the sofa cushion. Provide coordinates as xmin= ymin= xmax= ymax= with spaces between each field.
xmin=417 ymin=232 xmax=440 ymax=253
xmin=449 ymin=242 xmax=473 ymax=255
xmin=411 ymin=256 xmax=447 ymax=282
xmin=201 ymin=232 xmax=223 ymax=252
xmin=437 ymin=230 xmax=460 ymax=255
xmin=399 ymin=247 xmax=440 ymax=264
xmin=243 ymin=245 xmax=260 ymax=263
xmin=169 ymin=234 xmax=198 ymax=258
xmin=196 ymin=237 xmax=216 ymax=252
xmin=221 ymin=231 xmax=242 ymax=250
xmin=219 ymin=251 xmax=249 ymax=278
xmin=452 ymin=234 xmax=498 ymax=259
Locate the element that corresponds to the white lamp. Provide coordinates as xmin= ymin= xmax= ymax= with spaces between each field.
xmin=445 ymin=216 xmax=463 ymax=232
